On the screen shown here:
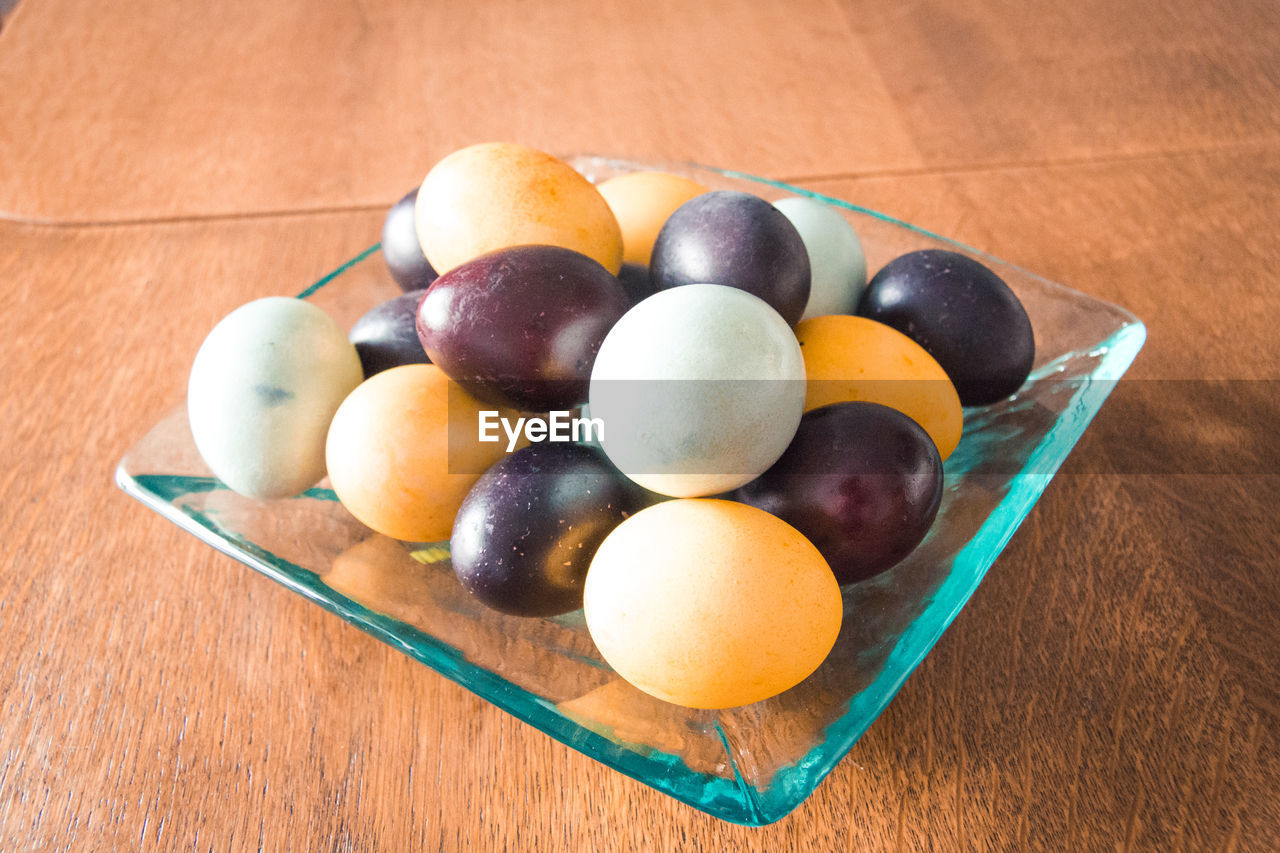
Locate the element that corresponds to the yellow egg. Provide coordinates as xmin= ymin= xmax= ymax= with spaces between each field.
xmin=325 ymin=364 xmax=514 ymax=542
xmin=796 ymin=314 xmax=964 ymax=460
xmin=583 ymin=499 xmax=841 ymax=709
xmin=415 ymin=142 xmax=623 ymax=275
xmin=596 ymin=171 xmax=707 ymax=266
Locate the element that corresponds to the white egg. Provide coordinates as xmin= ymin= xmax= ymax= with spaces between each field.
xmin=588 ymin=284 xmax=806 ymax=497
xmin=773 ymin=196 xmax=867 ymax=320
xmin=188 ymin=297 xmax=363 ymax=499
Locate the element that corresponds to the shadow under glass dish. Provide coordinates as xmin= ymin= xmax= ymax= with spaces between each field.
xmin=115 ymin=155 xmax=1146 ymax=825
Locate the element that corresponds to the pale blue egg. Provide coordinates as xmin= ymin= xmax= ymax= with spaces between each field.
xmin=588 ymin=284 xmax=806 ymax=497
xmin=188 ymin=297 xmax=363 ymax=499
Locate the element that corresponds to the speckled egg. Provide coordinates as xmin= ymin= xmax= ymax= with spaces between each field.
xmin=415 ymin=143 xmax=623 ymax=275
xmin=187 ymin=297 xmax=363 ymax=499
xmin=583 ymin=499 xmax=842 ymax=709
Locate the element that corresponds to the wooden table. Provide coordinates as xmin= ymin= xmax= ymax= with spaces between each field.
xmin=2 ymin=0 xmax=1277 ymax=848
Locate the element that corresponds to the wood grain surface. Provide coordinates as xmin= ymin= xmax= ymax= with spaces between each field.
xmin=1 ymin=0 xmax=1277 ymax=849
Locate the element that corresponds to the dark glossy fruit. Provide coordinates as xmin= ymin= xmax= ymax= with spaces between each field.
xmin=349 ymin=289 xmax=431 ymax=378
xmin=451 ymin=443 xmax=647 ymax=616
xmin=381 ymin=189 xmax=439 ymax=291
xmin=733 ymin=402 xmax=942 ymax=585
xmin=857 ymin=249 xmax=1034 ymax=405
xmin=416 ymin=245 xmax=630 ymax=412
xmin=650 ymin=191 xmax=810 ymax=325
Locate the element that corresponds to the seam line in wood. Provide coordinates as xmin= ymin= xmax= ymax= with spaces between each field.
xmin=2 ymin=137 xmax=1274 ymax=230
xmin=0 ymin=202 xmax=392 ymax=230
xmin=778 ymin=138 xmax=1279 ymax=185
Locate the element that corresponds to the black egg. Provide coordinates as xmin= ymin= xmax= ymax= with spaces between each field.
xmin=349 ymin=289 xmax=431 ymax=378
xmin=616 ymin=262 xmax=658 ymax=306
xmin=733 ymin=402 xmax=942 ymax=585
xmin=857 ymin=249 xmax=1034 ymax=405
xmin=650 ymin=191 xmax=810 ymax=325
xmin=381 ymin=189 xmax=439 ymax=292
xmin=450 ymin=443 xmax=647 ymax=617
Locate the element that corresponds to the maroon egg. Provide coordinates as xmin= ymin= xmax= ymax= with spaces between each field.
xmin=416 ymin=245 xmax=631 ymax=412
xmin=733 ymin=402 xmax=943 ymax=584
xmin=650 ymin=191 xmax=811 ymax=325
xmin=450 ymin=442 xmax=649 ymax=617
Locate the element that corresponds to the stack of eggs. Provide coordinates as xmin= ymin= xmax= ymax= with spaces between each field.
xmin=187 ymin=143 xmax=1035 ymax=710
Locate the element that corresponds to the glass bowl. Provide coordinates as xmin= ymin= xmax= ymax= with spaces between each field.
xmin=115 ymin=155 xmax=1146 ymax=825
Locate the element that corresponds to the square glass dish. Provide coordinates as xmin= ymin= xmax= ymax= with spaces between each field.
xmin=115 ymin=155 xmax=1146 ymax=825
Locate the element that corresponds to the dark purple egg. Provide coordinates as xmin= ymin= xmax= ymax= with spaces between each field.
xmin=381 ymin=189 xmax=439 ymax=292
xmin=451 ymin=443 xmax=648 ymax=617
xmin=349 ymin=289 xmax=431 ymax=378
xmin=857 ymin=249 xmax=1034 ymax=406
xmin=416 ymin=245 xmax=631 ymax=412
xmin=616 ymin=262 xmax=658 ymax=306
xmin=733 ymin=402 xmax=942 ymax=585
xmin=650 ymin=191 xmax=810 ymax=325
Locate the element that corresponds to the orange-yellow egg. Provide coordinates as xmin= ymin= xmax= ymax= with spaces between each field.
xmin=583 ymin=499 xmax=841 ymax=709
xmin=325 ymin=364 xmax=514 ymax=542
xmin=415 ymin=142 xmax=623 ymax=275
xmin=795 ymin=314 xmax=963 ymax=460
xmin=596 ymin=171 xmax=708 ymax=266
